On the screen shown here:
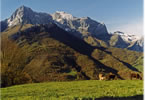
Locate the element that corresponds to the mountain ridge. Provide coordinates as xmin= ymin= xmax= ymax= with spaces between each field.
xmin=1 ymin=5 xmax=143 ymax=52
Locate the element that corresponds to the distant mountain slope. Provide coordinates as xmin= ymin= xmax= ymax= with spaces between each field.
xmin=113 ymin=31 xmax=140 ymax=43
xmin=111 ymin=31 xmax=143 ymax=52
xmin=127 ymin=37 xmax=144 ymax=52
xmin=109 ymin=34 xmax=129 ymax=48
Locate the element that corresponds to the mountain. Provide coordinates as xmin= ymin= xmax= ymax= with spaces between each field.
xmin=2 ymin=6 xmax=109 ymax=38
xmin=1 ymin=6 xmax=143 ymax=87
xmin=109 ymin=33 xmax=129 ymax=48
xmin=128 ymin=37 xmax=144 ymax=52
xmin=110 ymin=31 xmax=143 ymax=52
xmin=1 ymin=5 xmax=143 ymax=52
xmin=1 ymin=23 xmax=143 ymax=87
xmin=113 ymin=31 xmax=140 ymax=43
xmin=51 ymin=11 xmax=109 ymax=37
xmin=1 ymin=5 xmax=53 ymax=31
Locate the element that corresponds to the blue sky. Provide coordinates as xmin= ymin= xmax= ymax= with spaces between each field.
xmin=1 ymin=0 xmax=143 ymax=36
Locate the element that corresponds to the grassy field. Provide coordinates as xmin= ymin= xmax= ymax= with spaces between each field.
xmin=1 ymin=80 xmax=143 ymax=100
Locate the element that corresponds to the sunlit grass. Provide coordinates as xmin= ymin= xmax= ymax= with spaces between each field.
xmin=1 ymin=80 xmax=143 ymax=100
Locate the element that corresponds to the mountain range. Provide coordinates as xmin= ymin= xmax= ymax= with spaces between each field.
xmin=1 ymin=5 xmax=143 ymax=52
xmin=1 ymin=6 xmax=143 ymax=87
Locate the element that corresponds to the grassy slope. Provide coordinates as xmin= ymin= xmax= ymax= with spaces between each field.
xmin=133 ymin=56 xmax=143 ymax=72
xmin=2 ymin=24 xmax=33 ymax=36
xmin=1 ymin=80 xmax=143 ymax=100
xmin=106 ymin=48 xmax=143 ymax=72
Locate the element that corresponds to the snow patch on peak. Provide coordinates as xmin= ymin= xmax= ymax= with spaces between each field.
xmin=101 ymin=22 xmax=105 ymax=25
xmin=114 ymin=31 xmax=140 ymax=43
xmin=53 ymin=11 xmax=74 ymax=20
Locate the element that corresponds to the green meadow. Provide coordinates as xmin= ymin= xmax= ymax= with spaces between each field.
xmin=1 ymin=80 xmax=143 ymax=100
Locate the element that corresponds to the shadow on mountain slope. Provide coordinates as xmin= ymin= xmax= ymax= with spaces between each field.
xmin=101 ymin=49 xmax=139 ymax=72
xmin=38 ymin=24 xmax=124 ymax=79
xmin=10 ymin=24 xmax=138 ymax=79
xmin=118 ymin=59 xmax=139 ymax=72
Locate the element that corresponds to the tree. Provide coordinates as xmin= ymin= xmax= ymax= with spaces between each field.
xmin=1 ymin=37 xmax=32 ymax=87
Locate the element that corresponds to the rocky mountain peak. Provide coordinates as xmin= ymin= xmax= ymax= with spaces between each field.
xmin=52 ymin=11 xmax=108 ymax=37
xmin=7 ymin=5 xmax=52 ymax=27
xmin=7 ymin=5 xmax=33 ymax=26
xmin=17 ymin=5 xmax=32 ymax=12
